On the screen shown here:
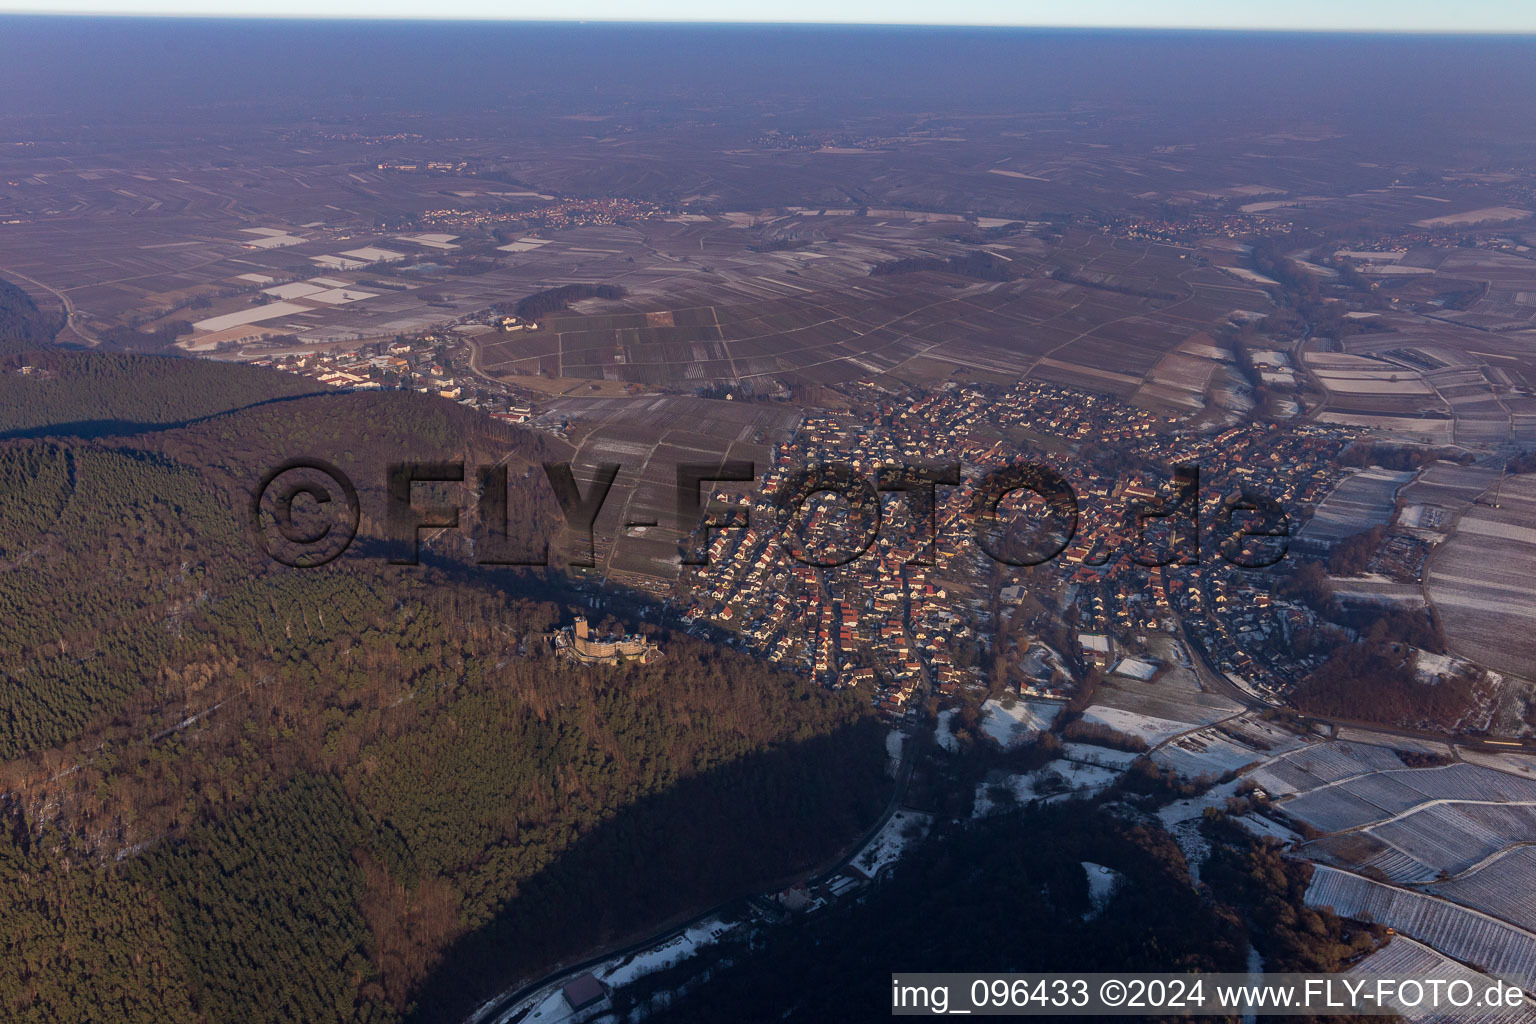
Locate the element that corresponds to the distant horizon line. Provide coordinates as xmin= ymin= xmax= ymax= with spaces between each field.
xmin=2 ymin=12 xmax=1535 ymax=35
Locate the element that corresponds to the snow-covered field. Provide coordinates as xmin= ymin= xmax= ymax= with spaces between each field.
xmin=1429 ymin=846 xmax=1536 ymax=934
xmin=1061 ymin=743 xmax=1143 ymax=769
xmin=1049 ymin=761 xmax=1122 ymax=795
xmin=1080 ymin=705 xmax=1193 ymax=745
xmin=1459 ymin=749 xmax=1536 ymax=778
xmin=1277 ymin=760 xmax=1536 ymax=836
xmin=1233 ymin=813 xmax=1301 ymax=845
xmin=1249 ymin=740 xmax=1409 ymax=797
xmin=1344 ymin=936 xmax=1532 ymax=1024
xmin=979 ymin=697 xmax=1061 ymax=747
xmin=517 ymin=988 xmax=577 ymax=1024
xmin=1153 ymin=727 xmax=1265 ymax=779
xmin=1307 ymin=866 xmax=1536 ymax=991
xmin=1414 ymin=650 xmax=1461 ymax=680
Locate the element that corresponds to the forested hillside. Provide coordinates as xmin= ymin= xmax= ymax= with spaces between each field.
xmin=0 ymin=354 xmax=890 ymax=1023
xmin=0 ymin=277 xmax=62 ymax=356
xmin=654 ymin=806 xmax=1244 ymax=1022
xmin=654 ymin=809 xmax=1382 ymax=1023
xmin=0 ymin=350 xmax=328 ymax=438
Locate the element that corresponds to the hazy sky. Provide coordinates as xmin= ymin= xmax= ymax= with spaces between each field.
xmin=1 ymin=0 xmax=1534 ymax=31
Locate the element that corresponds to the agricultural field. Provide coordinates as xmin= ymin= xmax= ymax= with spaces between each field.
xmin=1295 ymin=466 xmax=1414 ymax=549
xmin=1080 ymin=638 xmax=1244 ymax=748
xmin=1250 ymin=740 xmax=1421 ymax=797
xmin=1280 ymin=753 xmax=1536 ymax=893
xmin=0 ymin=117 xmax=1290 ymax=392
xmin=1307 ymin=247 xmax=1536 ymax=447
xmin=1429 ymin=846 xmax=1536 ymax=933
xmin=1306 ymin=865 xmax=1536 ymax=990
xmin=541 ymin=393 xmax=802 ymax=587
xmin=1132 ymin=331 xmax=1229 ymax=412
xmin=1425 ymin=474 xmax=1536 ymax=680
xmin=1414 ymin=207 xmax=1533 ymax=229
xmin=1151 ymin=724 xmax=1274 ymax=778
xmin=1142 ymin=720 xmax=1536 ymax=987
xmin=477 ymin=223 xmax=1271 ymax=399
xmin=1334 ymin=798 xmax=1536 ymax=881
xmin=1306 ymin=352 xmax=1437 ymax=406
xmin=1397 ymin=461 xmax=1502 ymax=541
xmin=1343 ymin=936 xmax=1535 ymax=1024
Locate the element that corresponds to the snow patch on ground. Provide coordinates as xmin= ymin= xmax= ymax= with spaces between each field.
xmin=519 ymin=988 xmax=574 ymax=1023
xmin=1061 ymin=743 xmax=1144 ymax=769
xmin=979 ymin=697 xmax=1062 ymax=747
xmin=1080 ymin=705 xmax=1194 ymax=745
xmin=1154 ymin=728 xmax=1264 ymax=779
xmin=1158 ymin=779 xmax=1243 ymax=828
xmin=1050 ymin=761 xmax=1121 ymax=794
xmin=597 ymin=917 xmax=734 ymax=989
xmin=1082 ymin=861 xmax=1123 ymax=917
xmin=1157 ymin=778 xmax=1244 ymax=881
xmin=1165 ymin=819 xmax=1211 ymax=885
xmin=936 ymin=710 xmax=960 ymax=753
xmin=1414 ymin=649 xmax=1473 ymax=682
xmin=973 ymin=774 xmax=1040 ymax=816
xmin=973 ymin=758 xmax=1125 ymax=816
xmin=854 ymin=810 xmax=932 ymax=877
xmin=1458 ymin=748 xmax=1536 ymax=777
xmin=1233 ymin=813 xmax=1302 ymax=845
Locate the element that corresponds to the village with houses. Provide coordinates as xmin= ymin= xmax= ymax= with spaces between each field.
xmin=675 ymin=377 xmax=1368 ymax=721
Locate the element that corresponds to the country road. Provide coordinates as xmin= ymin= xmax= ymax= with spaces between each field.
xmin=0 ymin=266 xmax=96 ymax=346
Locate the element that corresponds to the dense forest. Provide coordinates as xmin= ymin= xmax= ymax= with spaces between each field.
xmin=870 ymin=250 xmax=1015 ymax=281
xmin=1327 ymin=526 xmax=1388 ymax=575
xmin=92 ymin=319 xmax=195 ymax=353
xmin=0 ymin=351 xmax=328 ymax=438
xmin=652 ymin=807 xmax=1384 ymax=1023
xmin=1275 ymin=550 xmax=1468 ymax=728
xmin=653 ymin=807 xmax=1244 ymax=1021
xmin=1049 ymin=265 xmax=1180 ymax=301
xmin=0 ymin=353 xmax=891 ymax=1022
xmin=1507 ymin=452 xmax=1536 ymax=475
xmin=505 ymin=283 xmax=628 ymax=321
xmin=1202 ymin=817 xmax=1384 ymax=975
xmin=1293 ymin=638 xmax=1476 ymax=728
xmin=1337 ymin=441 xmax=1470 ymax=473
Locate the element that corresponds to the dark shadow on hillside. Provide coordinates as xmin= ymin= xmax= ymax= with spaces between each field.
xmin=0 ymin=391 xmax=346 ymax=442
xmin=403 ymin=721 xmax=891 ymax=1024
